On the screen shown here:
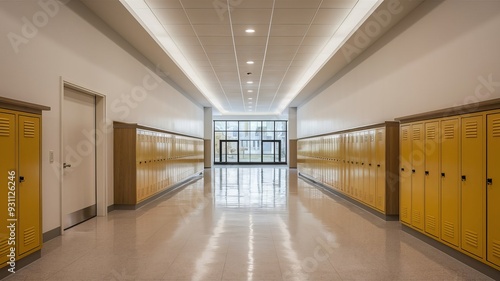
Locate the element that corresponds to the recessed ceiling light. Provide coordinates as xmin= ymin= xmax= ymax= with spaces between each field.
xmin=248 ymin=97 xmax=253 ymax=100
xmin=248 ymin=90 xmax=253 ymax=93
xmin=246 ymin=81 xmax=253 ymax=84
xmin=245 ymin=29 xmax=255 ymax=33
xmin=246 ymin=61 xmax=254 ymax=64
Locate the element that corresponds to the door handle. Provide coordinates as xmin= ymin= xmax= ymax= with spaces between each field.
xmin=63 ymin=163 xmax=72 ymax=169
xmin=462 ymin=175 xmax=466 ymax=182
xmin=487 ymin=178 xmax=493 ymax=185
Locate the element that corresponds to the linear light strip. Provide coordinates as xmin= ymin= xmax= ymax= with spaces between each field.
xmin=178 ymin=0 xmax=233 ymax=111
xmin=267 ymin=0 xmax=325 ymax=112
xmin=227 ymin=0 xmax=246 ymax=112
xmin=255 ymin=0 xmax=276 ymax=113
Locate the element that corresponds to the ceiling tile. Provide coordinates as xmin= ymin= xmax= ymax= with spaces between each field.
xmin=145 ymin=0 xmax=182 ymax=9
xmin=274 ymin=0 xmax=322 ymax=9
xmin=270 ymin=25 xmax=309 ymax=37
xmin=307 ymin=25 xmax=340 ymax=36
xmin=185 ymin=9 xmax=230 ymax=24
xmin=268 ymin=36 xmax=303 ymax=46
xmin=230 ymin=9 xmax=272 ymax=25
xmin=152 ymin=9 xmax=190 ymax=25
xmin=199 ymin=36 xmax=233 ymax=45
xmin=312 ymin=9 xmax=350 ymax=25
xmin=272 ymin=9 xmax=317 ymax=25
xmin=321 ymin=0 xmax=357 ymax=9
xmin=234 ymin=36 xmax=268 ymax=46
xmin=193 ymin=25 xmax=232 ymax=36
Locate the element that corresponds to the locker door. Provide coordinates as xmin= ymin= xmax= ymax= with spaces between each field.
xmin=487 ymin=113 xmax=500 ymax=267
xmin=411 ymin=123 xmax=425 ymax=230
xmin=424 ymin=121 xmax=440 ymax=238
xmin=362 ymin=131 xmax=370 ymax=203
xmin=461 ymin=115 xmax=485 ymax=258
xmin=375 ymin=128 xmax=386 ymax=212
xmin=18 ymin=115 xmax=41 ymax=256
xmin=440 ymin=119 xmax=460 ymax=246
xmin=0 ymin=112 xmax=16 ymax=264
xmin=400 ymin=125 xmax=412 ymax=224
xmin=368 ymin=130 xmax=376 ymax=207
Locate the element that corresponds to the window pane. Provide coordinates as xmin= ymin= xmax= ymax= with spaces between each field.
xmin=227 ymin=121 xmax=238 ymax=131
xmin=214 ymin=121 xmax=226 ymax=131
xmin=276 ymin=121 xmax=286 ymax=131
xmin=239 ymin=121 xmax=250 ymax=131
xmin=239 ymin=131 xmax=250 ymax=140
xmin=263 ymin=121 xmax=274 ymax=131
xmin=239 ymin=140 xmax=250 ymax=162
xmin=227 ymin=131 xmax=238 ymax=140
xmin=250 ymin=121 xmax=260 ymax=131
xmin=263 ymin=131 xmax=274 ymax=140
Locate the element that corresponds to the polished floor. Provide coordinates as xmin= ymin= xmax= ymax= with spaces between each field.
xmin=6 ymin=167 xmax=493 ymax=281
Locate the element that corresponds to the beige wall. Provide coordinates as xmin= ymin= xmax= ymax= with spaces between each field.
xmin=0 ymin=1 xmax=203 ymax=233
xmin=298 ymin=0 xmax=500 ymax=138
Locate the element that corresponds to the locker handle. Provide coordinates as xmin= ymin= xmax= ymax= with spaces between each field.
xmin=401 ymin=168 xmax=405 ymax=171
xmin=361 ymin=163 xmax=364 ymax=165
xmin=412 ymin=169 xmax=416 ymax=174
xmin=377 ymin=164 xmax=381 ymax=168
xmin=369 ymin=164 xmax=372 ymax=166
xmin=462 ymin=175 xmax=466 ymax=182
xmin=441 ymin=173 xmax=446 ymax=177
xmin=425 ymin=171 xmax=429 ymax=176
xmin=19 ymin=176 xmax=25 ymax=183
xmin=487 ymin=178 xmax=493 ymax=185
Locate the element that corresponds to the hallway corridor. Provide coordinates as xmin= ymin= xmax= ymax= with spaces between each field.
xmin=7 ymin=167 xmax=492 ymax=281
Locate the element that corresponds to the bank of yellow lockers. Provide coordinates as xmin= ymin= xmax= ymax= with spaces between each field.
xmin=487 ymin=113 xmax=500 ymax=267
xmin=0 ymin=98 xmax=48 ymax=269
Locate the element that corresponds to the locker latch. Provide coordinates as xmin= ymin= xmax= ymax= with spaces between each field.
xmin=412 ymin=169 xmax=416 ymax=174
xmin=19 ymin=176 xmax=25 ymax=183
xmin=462 ymin=175 xmax=467 ymax=182
xmin=425 ymin=171 xmax=429 ymax=176
xmin=441 ymin=173 xmax=446 ymax=177
xmin=487 ymin=178 xmax=493 ymax=185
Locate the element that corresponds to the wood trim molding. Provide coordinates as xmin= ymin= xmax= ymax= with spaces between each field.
xmin=298 ymin=121 xmax=399 ymax=140
xmin=396 ymin=98 xmax=500 ymax=124
xmin=0 ymin=96 xmax=51 ymax=114
xmin=113 ymin=121 xmax=203 ymax=140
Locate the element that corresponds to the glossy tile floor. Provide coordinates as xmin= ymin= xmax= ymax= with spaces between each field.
xmin=6 ymin=167 xmax=494 ymax=281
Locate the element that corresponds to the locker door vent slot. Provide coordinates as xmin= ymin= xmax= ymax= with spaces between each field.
xmin=401 ymin=207 xmax=408 ymax=219
xmin=426 ymin=215 xmax=437 ymax=231
xmin=0 ymin=238 xmax=9 ymax=256
xmin=402 ymin=129 xmax=408 ymax=141
xmin=493 ymin=119 xmax=500 ymax=138
xmin=492 ymin=240 xmax=500 ymax=258
xmin=465 ymin=122 xmax=478 ymax=138
xmin=426 ymin=127 xmax=436 ymax=139
xmin=443 ymin=221 xmax=455 ymax=238
xmin=412 ymin=210 xmax=422 ymax=224
xmin=23 ymin=226 xmax=36 ymax=246
xmin=464 ymin=229 xmax=479 ymax=248
xmin=444 ymin=125 xmax=455 ymax=139
xmin=23 ymin=121 xmax=36 ymax=138
xmin=0 ymin=117 xmax=10 ymax=137
xmin=412 ymin=128 xmax=421 ymax=140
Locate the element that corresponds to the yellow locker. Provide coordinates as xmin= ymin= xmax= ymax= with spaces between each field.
xmin=411 ymin=123 xmax=425 ymax=230
xmin=487 ymin=112 xmax=500 ymax=267
xmin=440 ymin=118 xmax=460 ymax=247
xmin=461 ymin=115 xmax=485 ymax=258
xmin=424 ymin=121 xmax=440 ymax=238
xmin=18 ymin=115 xmax=41 ymax=256
xmin=362 ymin=131 xmax=370 ymax=203
xmin=375 ymin=128 xmax=386 ymax=212
xmin=400 ymin=125 xmax=412 ymax=224
xmin=0 ymin=112 xmax=16 ymax=264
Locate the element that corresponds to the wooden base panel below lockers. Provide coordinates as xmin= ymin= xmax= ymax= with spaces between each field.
xmin=297 ymin=122 xmax=400 ymax=217
xmin=396 ymin=98 xmax=500 ymax=272
xmin=113 ymin=122 xmax=204 ymax=207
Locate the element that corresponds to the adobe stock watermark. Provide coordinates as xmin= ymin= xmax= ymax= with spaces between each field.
xmin=341 ymin=0 xmax=405 ymax=63
xmin=7 ymin=0 xmax=70 ymax=54
xmin=213 ymin=0 xmax=244 ymax=21
xmin=51 ymin=66 xmax=165 ymax=178
xmin=282 ymin=234 xmax=339 ymax=280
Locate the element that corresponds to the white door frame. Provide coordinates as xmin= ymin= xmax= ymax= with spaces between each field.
xmin=59 ymin=78 xmax=107 ymax=234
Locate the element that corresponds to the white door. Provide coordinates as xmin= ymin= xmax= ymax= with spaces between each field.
xmin=63 ymin=87 xmax=96 ymax=229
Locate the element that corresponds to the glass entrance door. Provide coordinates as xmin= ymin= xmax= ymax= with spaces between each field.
xmin=262 ymin=140 xmax=281 ymax=163
xmin=220 ymin=140 xmax=239 ymax=163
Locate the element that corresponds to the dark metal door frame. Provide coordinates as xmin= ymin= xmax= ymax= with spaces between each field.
xmin=262 ymin=140 xmax=281 ymax=163
xmin=219 ymin=140 xmax=239 ymax=163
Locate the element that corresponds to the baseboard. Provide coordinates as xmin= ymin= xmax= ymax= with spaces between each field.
xmin=107 ymin=204 xmax=115 ymax=213
xmin=299 ymin=173 xmax=398 ymax=221
xmin=43 ymin=227 xmax=61 ymax=242
xmin=0 ymin=250 xmax=41 ymax=279
xmin=401 ymin=225 xmax=500 ymax=280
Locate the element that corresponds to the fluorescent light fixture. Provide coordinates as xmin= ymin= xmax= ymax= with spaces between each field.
xmin=246 ymin=61 xmax=254 ymax=64
xmin=248 ymin=97 xmax=253 ymax=100
xmin=246 ymin=81 xmax=253 ymax=84
xmin=245 ymin=29 xmax=255 ymax=33
xmin=248 ymin=90 xmax=253 ymax=93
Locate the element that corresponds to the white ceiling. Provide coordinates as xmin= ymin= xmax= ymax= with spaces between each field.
xmin=81 ymin=0 xmax=424 ymax=115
